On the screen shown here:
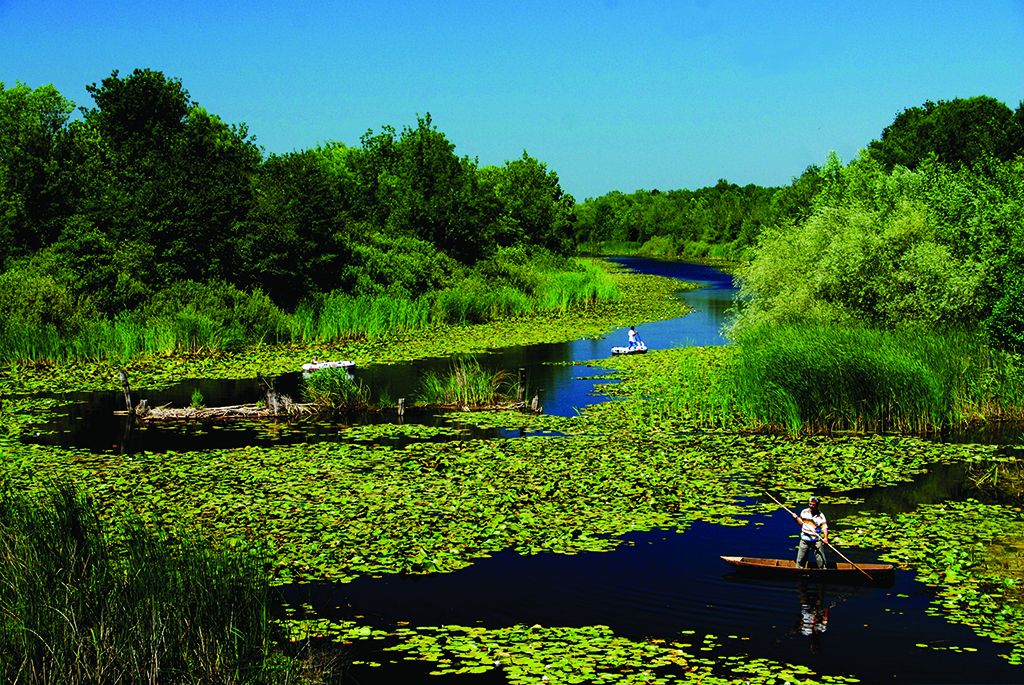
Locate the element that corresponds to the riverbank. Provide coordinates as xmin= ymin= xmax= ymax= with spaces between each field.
xmin=0 ymin=266 xmax=694 ymax=396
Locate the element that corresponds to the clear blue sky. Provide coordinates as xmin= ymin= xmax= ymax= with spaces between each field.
xmin=3 ymin=0 xmax=1023 ymax=200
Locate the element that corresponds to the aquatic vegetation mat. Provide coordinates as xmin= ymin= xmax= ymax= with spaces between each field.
xmin=842 ymin=498 xmax=1024 ymax=665
xmin=281 ymin=618 xmax=862 ymax=684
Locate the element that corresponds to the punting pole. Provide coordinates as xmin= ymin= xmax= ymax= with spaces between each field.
xmin=764 ymin=490 xmax=873 ymax=579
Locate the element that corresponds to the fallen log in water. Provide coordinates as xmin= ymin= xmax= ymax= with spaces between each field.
xmin=113 ymin=402 xmax=318 ymax=422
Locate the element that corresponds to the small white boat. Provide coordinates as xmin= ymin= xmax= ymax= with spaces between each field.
xmin=611 ymin=343 xmax=647 ymax=355
xmin=301 ymin=360 xmax=356 ymax=372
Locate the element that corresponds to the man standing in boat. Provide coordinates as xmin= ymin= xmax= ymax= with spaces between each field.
xmin=794 ymin=496 xmax=828 ymax=568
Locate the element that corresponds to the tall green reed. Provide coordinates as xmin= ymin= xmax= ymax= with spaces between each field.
xmin=0 ymin=482 xmax=290 ymax=684
xmin=536 ymin=262 xmax=620 ymax=313
xmin=724 ymin=324 xmax=1024 ymax=433
xmin=293 ymin=292 xmax=432 ymax=341
xmin=415 ymin=357 xmax=513 ymax=406
xmin=301 ymin=367 xmax=372 ymax=410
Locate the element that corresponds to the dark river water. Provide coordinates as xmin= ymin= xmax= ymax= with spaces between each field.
xmin=27 ymin=258 xmax=1023 ymax=683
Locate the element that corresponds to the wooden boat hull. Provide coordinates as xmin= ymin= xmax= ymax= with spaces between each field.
xmin=721 ymin=556 xmax=895 ymax=584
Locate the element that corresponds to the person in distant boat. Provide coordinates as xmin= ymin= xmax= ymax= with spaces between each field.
xmin=628 ymin=326 xmax=638 ymax=349
xmin=794 ymin=496 xmax=828 ymax=569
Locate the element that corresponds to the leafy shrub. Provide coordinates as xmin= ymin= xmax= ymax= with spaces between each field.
xmin=985 ymin=268 xmax=1024 ymax=354
xmin=637 ymin=235 xmax=677 ymax=258
xmin=142 ymin=279 xmax=290 ymax=350
xmin=0 ymin=266 xmax=97 ymax=333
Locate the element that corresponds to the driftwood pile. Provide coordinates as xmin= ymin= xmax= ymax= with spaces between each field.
xmin=120 ymin=401 xmax=318 ymax=422
xmin=114 ymin=370 xmax=316 ymax=422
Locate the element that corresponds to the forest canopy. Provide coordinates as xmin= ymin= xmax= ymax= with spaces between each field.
xmin=0 ymin=69 xmax=578 ymax=324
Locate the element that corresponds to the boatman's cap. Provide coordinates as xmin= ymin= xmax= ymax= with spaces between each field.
xmin=809 ymin=496 xmax=820 ymax=503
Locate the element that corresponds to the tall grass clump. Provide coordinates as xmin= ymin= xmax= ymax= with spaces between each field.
xmin=0 ymin=482 xmax=290 ymax=684
xmin=658 ymin=348 xmax=737 ymax=428
xmin=416 ymin=357 xmax=513 ymax=407
xmin=536 ymin=261 xmax=619 ymax=313
xmin=292 ymin=291 xmax=432 ymax=341
xmin=432 ymin=280 xmax=535 ymax=325
xmin=580 ymin=240 xmax=642 ymax=255
xmin=301 ymin=367 xmax=372 ymax=410
xmin=0 ymin=280 xmax=292 ymax=364
xmin=727 ymin=323 xmax=1024 ymax=433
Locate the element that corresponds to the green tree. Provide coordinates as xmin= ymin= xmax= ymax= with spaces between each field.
xmin=239 ymin=148 xmax=352 ymax=307
xmin=350 ymin=114 xmax=500 ymax=263
xmin=82 ymin=68 xmax=260 ymax=287
xmin=487 ymin=151 xmax=576 ymax=254
xmin=0 ymin=81 xmax=77 ymax=266
xmin=867 ymin=96 xmax=1024 ymax=171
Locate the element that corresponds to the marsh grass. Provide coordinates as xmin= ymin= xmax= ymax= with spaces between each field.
xmin=294 ymin=292 xmax=432 ymax=342
xmin=416 ymin=357 xmax=514 ymax=407
xmin=0 ymin=315 xmax=241 ymax=365
xmin=645 ymin=325 xmax=1024 ymax=435
xmin=301 ymin=367 xmax=372 ymax=410
xmin=0 ymin=482 xmax=291 ymax=684
xmin=290 ymin=261 xmax=619 ymax=341
xmin=536 ymin=262 xmax=620 ymax=313
xmin=1 ymin=257 xmax=622 ymax=364
xmin=581 ymin=240 xmax=643 ymax=255
xmin=723 ymin=324 xmax=1024 ymax=433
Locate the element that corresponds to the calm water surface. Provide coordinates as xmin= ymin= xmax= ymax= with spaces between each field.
xmin=26 ymin=258 xmax=1023 ymax=683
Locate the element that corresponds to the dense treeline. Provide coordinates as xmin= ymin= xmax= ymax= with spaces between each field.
xmin=578 ymin=95 xmax=1024 ymax=270
xmin=4 ymin=69 xmax=1024 ymax=361
xmin=0 ymin=69 xmax=591 ymax=357
xmin=575 ymin=181 xmax=780 ymax=262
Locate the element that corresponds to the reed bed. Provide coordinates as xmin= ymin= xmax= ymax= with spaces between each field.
xmin=0 ymin=314 xmax=266 ymax=365
xmin=651 ymin=325 xmax=1024 ymax=435
xmin=415 ymin=357 xmax=515 ymax=407
xmin=724 ymin=324 xmax=1024 ymax=433
xmin=0 ymin=258 xmax=621 ymax=363
xmin=0 ymin=482 xmax=291 ymax=684
xmin=536 ymin=262 xmax=620 ymax=313
xmin=293 ymin=292 xmax=433 ymax=341
xmin=300 ymin=367 xmax=372 ymax=410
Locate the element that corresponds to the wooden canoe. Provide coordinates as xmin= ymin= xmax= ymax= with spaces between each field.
xmin=721 ymin=556 xmax=895 ymax=583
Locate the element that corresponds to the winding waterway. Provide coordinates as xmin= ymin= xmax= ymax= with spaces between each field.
xmin=28 ymin=258 xmax=1023 ymax=683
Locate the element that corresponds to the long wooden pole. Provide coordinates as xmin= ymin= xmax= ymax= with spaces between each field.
xmin=764 ymin=491 xmax=873 ymax=579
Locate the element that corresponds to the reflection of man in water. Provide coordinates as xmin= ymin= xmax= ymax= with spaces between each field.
xmin=798 ymin=580 xmax=828 ymax=652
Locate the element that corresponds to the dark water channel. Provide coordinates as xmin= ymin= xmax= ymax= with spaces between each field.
xmin=26 ymin=258 xmax=1024 ymax=683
